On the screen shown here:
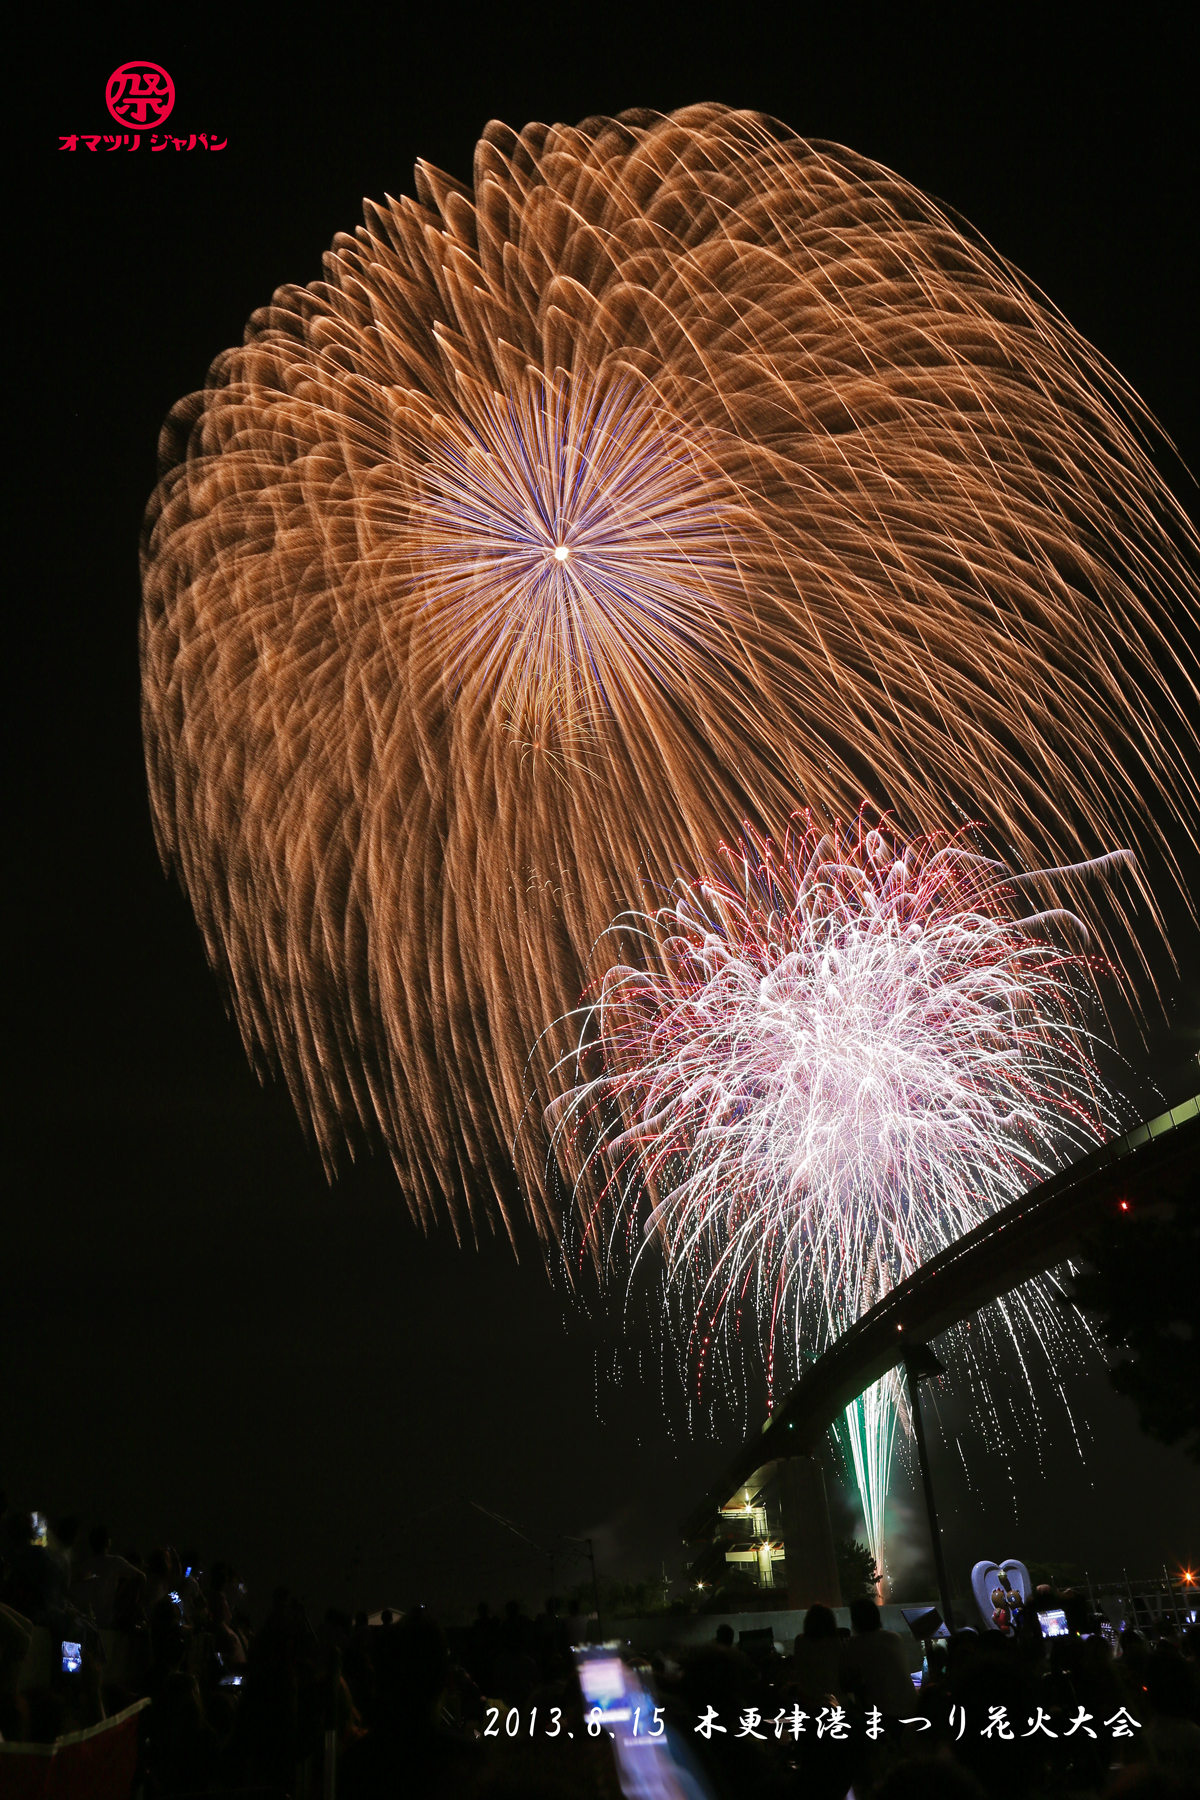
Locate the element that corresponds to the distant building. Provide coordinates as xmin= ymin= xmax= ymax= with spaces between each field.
xmin=683 ymin=1454 xmax=841 ymax=1611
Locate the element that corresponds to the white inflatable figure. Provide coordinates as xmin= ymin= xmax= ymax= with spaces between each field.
xmin=971 ymin=1559 xmax=1033 ymax=1630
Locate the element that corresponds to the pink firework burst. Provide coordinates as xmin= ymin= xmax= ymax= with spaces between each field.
xmin=547 ymin=814 xmax=1116 ymax=1572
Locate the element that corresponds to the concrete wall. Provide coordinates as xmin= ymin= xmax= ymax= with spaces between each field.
xmin=610 ymin=1603 xmax=931 ymax=1672
xmin=780 ymin=1454 xmax=842 ymax=1609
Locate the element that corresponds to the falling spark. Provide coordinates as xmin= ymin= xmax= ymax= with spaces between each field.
xmin=140 ymin=105 xmax=1198 ymax=1238
xmin=547 ymin=815 xmax=1116 ymax=1570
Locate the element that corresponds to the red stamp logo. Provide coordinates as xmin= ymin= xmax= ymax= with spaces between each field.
xmin=105 ymin=61 xmax=175 ymax=131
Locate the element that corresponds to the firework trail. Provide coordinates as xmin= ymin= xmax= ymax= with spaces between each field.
xmin=140 ymin=105 xmax=1198 ymax=1238
xmin=546 ymin=817 xmax=1115 ymax=1571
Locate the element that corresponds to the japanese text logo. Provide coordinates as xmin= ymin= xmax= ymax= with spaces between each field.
xmin=105 ymin=62 xmax=175 ymax=131
xmin=59 ymin=64 xmax=226 ymax=154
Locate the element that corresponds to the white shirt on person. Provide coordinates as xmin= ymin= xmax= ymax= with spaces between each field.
xmin=71 ymin=1553 xmax=142 ymax=1628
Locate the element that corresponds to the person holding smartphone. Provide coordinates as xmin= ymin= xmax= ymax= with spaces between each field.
xmin=70 ymin=1525 xmax=145 ymax=1629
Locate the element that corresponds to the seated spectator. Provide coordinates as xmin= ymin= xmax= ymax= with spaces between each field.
xmin=839 ymin=1596 xmax=917 ymax=1718
xmin=71 ymin=1525 xmax=145 ymax=1629
xmin=1 ymin=1512 xmax=59 ymax=1625
xmin=951 ymin=1630 xmax=1042 ymax=1796
xmin=25 ymin=1688 xmax=66 ymax=1746
xmin=793 ymin=1601 xmax=843 ymax=1703
xmin=145 ymin=1594 xmax=190 ymax=1704
xmin=1144 ymin=1646 xmax=1200 ymax=1776
xmin=206 ymin=1560 xmax=248 ymax=1666
xmin=0 ymin=1599 xmax=33 ymax=1740
xmin=231 ymin=1586 xmax=304 ymax=1789
xmin=344 ymin=1610 xmax=376 ymax=1718
xmin=679 ymin=1640 xmax=776 ymax=1798
xmin=178 ymin=1552 xmax=206 ymax=1628
xmin=339 ymin=1610 xmax=484 ymax=1798
xmin=1061 ymin=1593 xmax=1091 ymax=1636
xmin=464 ymin=1600 xmax=496 ymax=1694
xmin=492 ymin=1600 xmax=538 ymax=1708
xmin=143 ymin=1668 xmax=218 ymax=1793
xmin=113 ymin=1548 xmax=147 ymax=1630
xmin=536 ymin=1594 xmax=571 ymax=1675
xmin=318 ymin=1605 xmax=350 ymax=1660
xmin=46 ymin=1516 xmax=80 ymax=1593
xmin=877 ymin=1756 xmax=987 ymax=1798
xmin=143 ymin=1545 xmax=179 ymax=1620
xmin=52 ymin=1640 xmax=108 ymax=1738
xmin=1107 ymin=1769 xmax=1200 ymax=1798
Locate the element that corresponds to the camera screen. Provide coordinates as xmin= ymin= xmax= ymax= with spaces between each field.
xmin=62 ymin=1641 xmax=82 ymax=1674
xmin=577 ymin=1654 xmax=628 ymax=1717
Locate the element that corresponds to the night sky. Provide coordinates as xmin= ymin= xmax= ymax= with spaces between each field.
xmin=11 ymin=11 xmax=1198 ymax=1624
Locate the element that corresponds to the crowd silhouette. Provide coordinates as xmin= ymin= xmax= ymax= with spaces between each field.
xmin=2 ymin=1494 xmax=1198 ymax=1797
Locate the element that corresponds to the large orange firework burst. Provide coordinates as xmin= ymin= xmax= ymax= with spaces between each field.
xmin=140 ymin=105 xmax=1198 ymax=1242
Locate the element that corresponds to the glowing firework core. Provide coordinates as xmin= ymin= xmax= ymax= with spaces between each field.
xmin=402 ymin=372 xmax=741 ymax=744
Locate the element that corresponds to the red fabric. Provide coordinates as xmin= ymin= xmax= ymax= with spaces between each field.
xmin=0 ymin=1700 xmax=146 ymax=1799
